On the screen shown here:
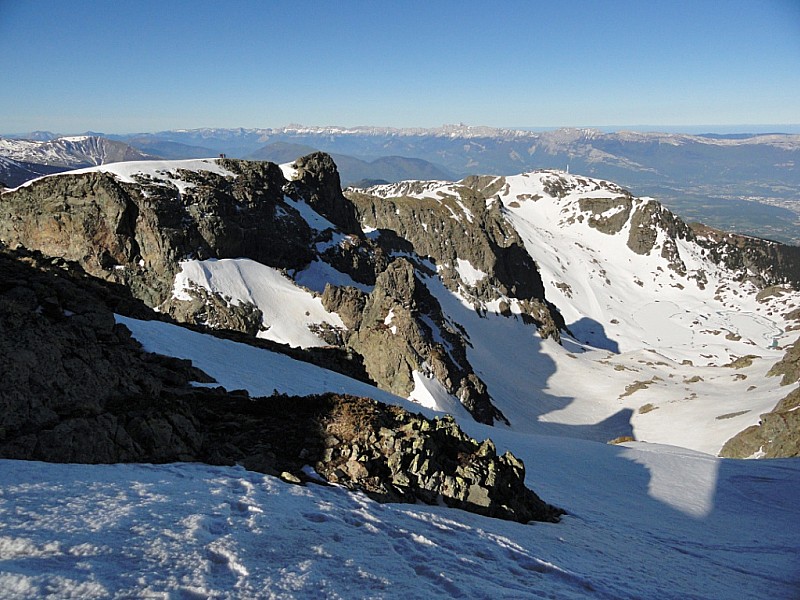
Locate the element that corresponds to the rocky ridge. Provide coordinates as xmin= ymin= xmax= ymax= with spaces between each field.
xmin=1 ymin=155 xmax=566 ymax=424
xmin=4 ymin=154 xmax=800 ymax=452
xmin=0 ymin=244 xmax=561 ymax=523
xmin=720 ymin=337 xmax=800 ymax=458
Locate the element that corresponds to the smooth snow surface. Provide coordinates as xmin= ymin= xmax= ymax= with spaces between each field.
xmin=293 ymin=259 xmax=373 ymax=294
xmin=455 ymin=258 xmax=487 ymax=285
xmin=116 ymin=316 xmax=399 ymax=404
xmin=279 ymin=161 xmax=299 ymax=181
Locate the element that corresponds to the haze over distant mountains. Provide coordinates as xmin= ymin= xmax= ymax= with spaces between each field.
xmin=3 ymin=124 xmax=799 ymax=242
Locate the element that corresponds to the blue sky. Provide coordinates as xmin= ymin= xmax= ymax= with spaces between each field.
xmin=1 ymin=0 xmax=799 ymax=133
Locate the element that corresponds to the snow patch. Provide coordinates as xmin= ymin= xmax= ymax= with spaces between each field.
xmin=455 ymin=258 xmax=487 ymax=286
xmin=171 ymin=258 xmax=344 ymax=348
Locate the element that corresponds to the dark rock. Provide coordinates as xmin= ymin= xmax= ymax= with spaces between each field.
xmin=289 ymin=152 xmax=362 ymax=234
xmin=720 ymin=386 xmax=800 ymax=458
xmin=0 ymin=160 xmax=316 ymax=309
xmin=345 ymin=182 xmax=565 ymax=340
xmin=0 ymin=244 xmax=562 ymax=524
xmin=767 ymin=337 xmax=800 ymax=385
xmin=347 ymin=258 xmax=506 ymax=425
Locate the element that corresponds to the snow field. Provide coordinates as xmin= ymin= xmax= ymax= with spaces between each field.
xmin=171 ymin=258 xmax=345 ymax=348
xmin=2 ymin=427 xmax=798 ymax=598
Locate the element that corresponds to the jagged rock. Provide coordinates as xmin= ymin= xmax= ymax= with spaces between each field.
xmin=767 ymin=336 xmax=800 ymax=385
xmin=321 ymin=284 xmax=368 ymax=331
xmin=345 ymin=183 xmax=564 ymax=340
xmin=347 ymin=258 xmax=506 ymax=424
xmin=720 ymin=387 xmax=800 ymax=458
xmin=290 ymin=152 xmax=362 ymax=234
xmin=579 ymin=195 xmax=633 ymax=235
xmin=162 ymin=285 xmax=264 ymax=336
xmin=312 ymin=404 xmax=563 ymax=523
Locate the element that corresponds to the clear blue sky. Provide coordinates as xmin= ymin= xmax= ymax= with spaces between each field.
xmin=1 ymin=0 xmax=799 ymax=134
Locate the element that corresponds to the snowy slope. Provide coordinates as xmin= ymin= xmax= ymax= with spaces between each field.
xmin=2 ymin=317 xmax=798 ymax=599
xmin=363 ymin=171 xmax=800 ymax=455
xmin=5 ymin=157 xmax=234 ymax=193
xmin=171 ymin=258 xmax=345 ymax=348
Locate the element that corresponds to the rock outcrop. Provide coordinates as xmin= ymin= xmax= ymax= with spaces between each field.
xmin=719 ymin=387 xmax=800 ymax=458
xmin=329 ymin=258 xmax=505 ymax=424
xmin=346 ymin=182 xmax=564 ymax=339
xmin=0 ymin=244 xmax=562 ymax=523
xmin=0 ymin=156 xmax=514 ymax=424
xmin=0 ymin=160 xmax=316 ymax=307
xmin=721 ymin=336 xmax=800 ymax=458
xmin=309 ymin=398 xmax=563 ymax=523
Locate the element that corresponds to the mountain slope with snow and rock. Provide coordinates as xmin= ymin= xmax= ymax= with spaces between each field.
xmin=0 ymin=136 xmax=156 ymax=188
xmin=101 ymin=124 xmax=800 ymax=243
xmin=1 ymin=154 xmax=800 ymax=598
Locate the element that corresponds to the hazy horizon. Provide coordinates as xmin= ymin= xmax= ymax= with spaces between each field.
xmin=5 ymin=122 xmax=800 ymax=139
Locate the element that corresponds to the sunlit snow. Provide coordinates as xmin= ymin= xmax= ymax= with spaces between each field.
xmin=171 ymin=258 xmax=344 ymax=348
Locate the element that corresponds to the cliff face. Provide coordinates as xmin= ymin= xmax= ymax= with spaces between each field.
xmin=325 ymin=258 xmax=506 ymax=425
xmin=346 ymin=181 xmax=564 ymax=340
xmin=0 ymin=160 xmax=316 ymax=307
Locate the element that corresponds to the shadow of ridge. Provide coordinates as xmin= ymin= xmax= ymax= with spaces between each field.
xmin=533 ymin=408 xmax=635 ymax=443
xmin=420 ymin=273 xmax=634 ymax=443
xmin=567 ymin=316 xmax=620 ymax=353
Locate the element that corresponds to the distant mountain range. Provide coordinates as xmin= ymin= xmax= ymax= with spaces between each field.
xmin=3 ymin=124 xmax=799 ymax=242
xmin=246 ymin=141 xmax=455 ymax=186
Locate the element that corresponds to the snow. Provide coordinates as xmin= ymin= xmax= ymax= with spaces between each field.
xmin=279 ymin=161 xmax=299 ymax=181
xmin=0 ymin=304 xmax=798 ymax=598
xmin=383 ymin=308 xmax=397 ymax=334
xmin=293 ymin=259 xmax=373 ymax=294
xmin=285 ymin=197 xmax=336 ymax=232
xmin=7 ymin=158 xmax=234 ymax=193
xmin=171 ymin=258 xmax=344 ymax=348
xmin=115 ymin=315 xmax=409 ymax=407
xmin=409 ymin=370 xmax=472 ymax=419
xmin=1 ymin=426 xmax=798 ymax=598
xmin=69 ymin=158 xmax=234 ymax=193
xmin=456 ymin=258 xmax=487 ymax=286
